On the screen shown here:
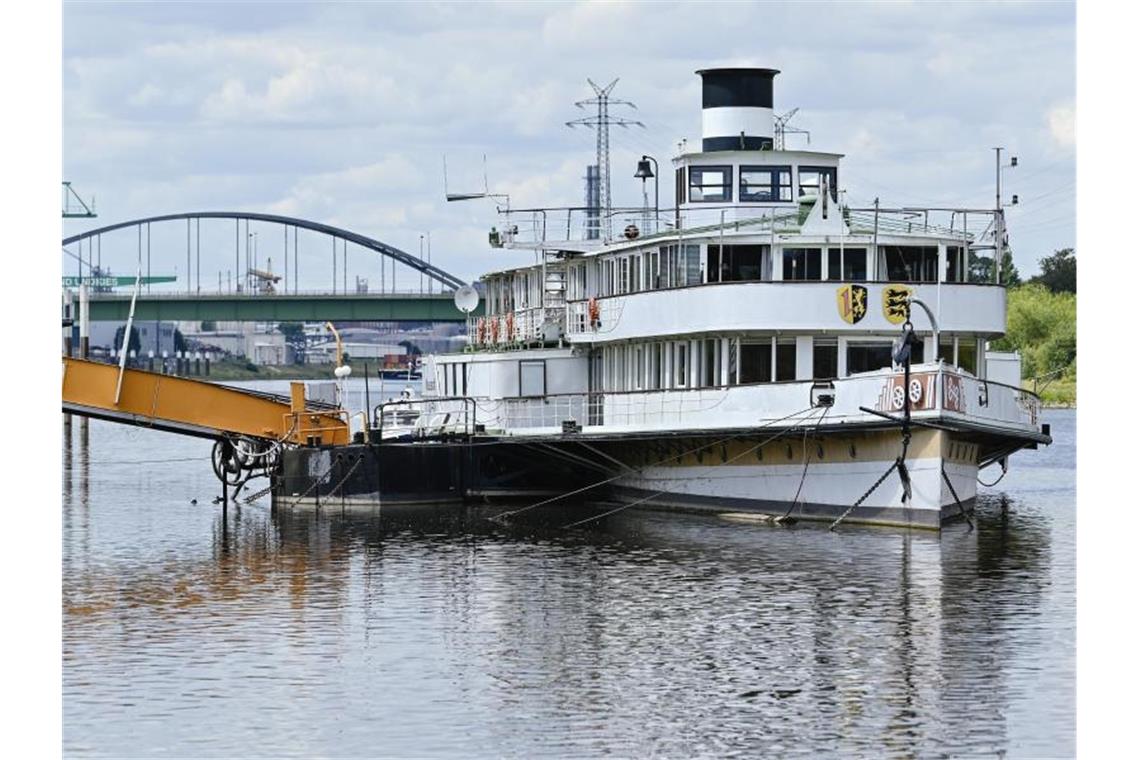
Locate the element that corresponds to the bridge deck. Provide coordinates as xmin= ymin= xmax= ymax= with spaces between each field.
xmin=86 ymin=292 xmax=479 ymax=322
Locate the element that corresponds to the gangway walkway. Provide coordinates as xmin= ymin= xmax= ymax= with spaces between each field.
xmin=61 ymin=357 xmax=350 ymax=446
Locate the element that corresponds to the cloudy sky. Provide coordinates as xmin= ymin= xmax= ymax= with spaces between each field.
xmin=62 ymin=1 xmax=1075 ymax=289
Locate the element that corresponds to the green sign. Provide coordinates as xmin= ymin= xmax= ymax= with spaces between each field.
xmin=62 ymin=275 xmax=177 ymax=288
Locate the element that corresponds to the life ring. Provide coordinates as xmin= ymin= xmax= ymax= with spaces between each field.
xmin=505 ymin=311 xmax=515 ymax=341
xmin=588 ymin=297 xmax=601 ymax=327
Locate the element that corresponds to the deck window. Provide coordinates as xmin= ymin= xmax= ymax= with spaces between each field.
xmin=958 ymin=339 xmax=978 ymax=375
xmin=946 ymin=246 xmax=966 ymax=283
xmin=882 ymin=245 xmax=939 ymax=283
xmin=739 ymin=341 xmax=772 ymax=384
xmin=846 ymin=341 xmax=894 ymax=375
xmin=689 ymin=166 xmax=732 ymax=203
xmin=827 ymin=247 xmax=867 ymax=281
xmin=775 ymin=340 xmax=797 ymax=381
xmin=739 ymin=166 xmax=793 ymax=202
xmin=708 ymin=244 xmax=769 ymax=282
xmin=675 ymin=343 xmax=688 ymax=387
xmin=783 ymin=248 xmax=822 ymax=280
xmin=813 ymin=339 xmax=838 ymax=380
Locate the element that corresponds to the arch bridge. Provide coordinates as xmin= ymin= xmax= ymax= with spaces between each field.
xmin=62 ymin=212 xmax=479 ymax=322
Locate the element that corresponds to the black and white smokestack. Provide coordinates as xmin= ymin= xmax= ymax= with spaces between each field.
xmin=697 ymin=68 xmax=779 ymax=152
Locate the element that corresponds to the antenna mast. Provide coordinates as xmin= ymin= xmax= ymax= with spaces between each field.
xmin=773 ymin=109 xmax=810 ymax=151
xmin=567 ymin=78 xmax=642 ymax=241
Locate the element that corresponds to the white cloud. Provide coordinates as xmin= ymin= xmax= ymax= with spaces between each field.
xmin=1048 ymin=103 xmax=1076 ymax=149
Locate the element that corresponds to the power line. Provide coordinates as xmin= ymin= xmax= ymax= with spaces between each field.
xmin=566 ymin=78 xmax=643 ymax=241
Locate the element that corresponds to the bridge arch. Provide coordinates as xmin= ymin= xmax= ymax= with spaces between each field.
xmin=62 ymin=211 xmax=468 ymax=291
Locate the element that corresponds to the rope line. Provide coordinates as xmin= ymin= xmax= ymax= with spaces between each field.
xmin=783 ymin=405 xmax=831 ymax=519
xmin=828 ymin=459 xmax=900 ymax=532
xmin=490 ymin=406 xmax=821 ymax=523
xmin=560 ymin=406 xmax=829 ymax=530
xmin=941 ymin=465 xmax=975 ymax=530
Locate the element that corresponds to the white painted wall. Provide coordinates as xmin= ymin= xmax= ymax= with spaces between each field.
xmin=568 ymin=282 xmax=1005 ymax=343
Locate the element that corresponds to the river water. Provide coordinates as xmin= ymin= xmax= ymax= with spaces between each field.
xmin=62 ymin=385 xmax=1074 ymax=758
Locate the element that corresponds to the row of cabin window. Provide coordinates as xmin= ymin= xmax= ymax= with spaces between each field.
xmin=600 ymin=335 xmax=980 ymax=392
xmin=582 ymin=243 xmax=972 ymax=297
xmin=678 ymin=165 xmax=838 ymax=204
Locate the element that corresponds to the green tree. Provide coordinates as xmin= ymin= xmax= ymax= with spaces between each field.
xmin=398 ymin=339 xmax=422 ymax=355
xmin=113 ymin=325 xmax=141 ymax=356
xmin=968 ymin=248 xmax=1021 ymax=285
xmin=990 ymin=284 xmax=1076 ymax=379
xmin=1030 ymin=248 xmax=1076 ymax=294
xmin=277 ymin=322 xmax=307 ymax=364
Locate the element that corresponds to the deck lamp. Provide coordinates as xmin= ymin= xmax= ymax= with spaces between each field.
xmin=635 ymin=155 xmax=659 ymax=232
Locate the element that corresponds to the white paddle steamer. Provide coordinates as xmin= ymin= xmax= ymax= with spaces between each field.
xmin=420 ymin=67 xmax=1049 ymax=529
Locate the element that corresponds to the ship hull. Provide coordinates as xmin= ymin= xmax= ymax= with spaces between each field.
xmin=274 ymin=426 xmax=982 ymax=530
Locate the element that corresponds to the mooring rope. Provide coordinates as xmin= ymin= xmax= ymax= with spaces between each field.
xmin=490 ymin=405 xmax=822 ymax=524
xmin=783 ymin=404 xmax=832 ymax=519
xmin=560 ymin=405 xmax=830 ymax=530
xmin=827 ymin=458 xmax=901 ymax=532
xmin=941 ymin=465 xmax=975 ymax=530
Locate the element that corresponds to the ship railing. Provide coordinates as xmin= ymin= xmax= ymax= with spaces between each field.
xmin=466 ymin=306 xmax=564 ymax=349
xmin=495 ymin=201 xmax=999 ymax=252
xmin=565 ymin=298 xmax=627 ymax=336
xmin=374 ymin=396 xmax=477 ymax=439
xmin=474 ymin=364 xmax=1041 ymax=435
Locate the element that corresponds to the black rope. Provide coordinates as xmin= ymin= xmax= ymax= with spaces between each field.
xmin=782 ymin=405 xmax=831 ymax=519
xmin=491 ymin=406 xmax=822 ymax=523
xmin=828 ymin=459 xmax=900 ymax=531
xmin=941 ymin=466 xmax=975 ymax=530
xmin=560 ymin=406 xmax=829 ymax=530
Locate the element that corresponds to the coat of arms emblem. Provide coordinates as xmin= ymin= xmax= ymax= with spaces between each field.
xmin=836 ymin=284 xmax=868 ymax=324
xmin=882 ymin=285 xmax=914 ymax=325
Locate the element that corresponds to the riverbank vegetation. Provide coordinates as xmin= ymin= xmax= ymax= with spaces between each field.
xmin=989 ymin=248 xmax=1076 ymax=407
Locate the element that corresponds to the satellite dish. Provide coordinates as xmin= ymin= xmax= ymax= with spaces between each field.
xmin=454 ymin=284 xmax=480 ymax=313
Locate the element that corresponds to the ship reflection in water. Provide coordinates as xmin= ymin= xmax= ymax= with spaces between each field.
xmin=63 ymin=410 xmax=1074 ymax=758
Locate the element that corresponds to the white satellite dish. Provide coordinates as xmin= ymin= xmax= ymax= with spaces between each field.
xmin=454 ymin=284 xmax=480 ymax=314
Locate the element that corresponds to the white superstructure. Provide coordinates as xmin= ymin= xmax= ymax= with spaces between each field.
xmin=419 ymin=67 xmax=1048 ymax=530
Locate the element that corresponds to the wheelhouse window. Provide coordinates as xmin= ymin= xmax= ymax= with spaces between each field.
xmin=689 ymin=166 xmax=732 ymax=203
xmin=881 ymin=245 xmax=938 ymax=283
xmin=739 ymin=165 xmax=793 ymax=202
xmin=827 ymin=247 xmax=867 ymax=281
xmin=798 ymin=166 xmax=838 ymax=200
xmin=708 ymin=244 xmax=770 ymax=282
xmin=782 ymin=248 xmax=822 ymax=280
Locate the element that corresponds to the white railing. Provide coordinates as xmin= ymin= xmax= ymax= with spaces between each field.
xmin=462 ymin=364 xmax=1041 ymax=437
xmin=466 ymin=306 xmax=564 ymax=349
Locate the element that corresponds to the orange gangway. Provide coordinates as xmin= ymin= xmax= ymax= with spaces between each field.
xmin=61 ymin=356 xmax=351 ymax=446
